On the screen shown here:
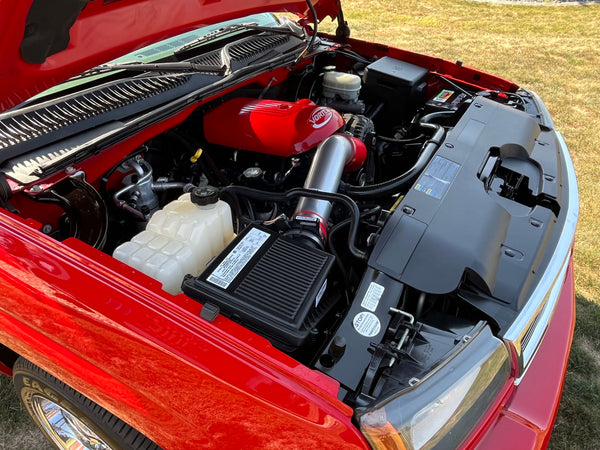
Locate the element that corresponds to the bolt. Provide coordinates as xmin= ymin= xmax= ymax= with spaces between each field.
xmin=42 ymin=224 xmax=52 ymax=234
xmin=30 ymin=185 xmax=42 ymax=193
xmin=65 ymin=166 xmax=76 ymax=174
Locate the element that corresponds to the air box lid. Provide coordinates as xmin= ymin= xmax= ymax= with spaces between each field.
xmin=182 ymin=225 xmax=335 ymax=350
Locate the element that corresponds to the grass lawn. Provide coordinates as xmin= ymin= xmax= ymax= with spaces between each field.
xmin=1 ymin=0 xmax=599 ymax=448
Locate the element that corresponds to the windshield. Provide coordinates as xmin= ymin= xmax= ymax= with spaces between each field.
xmin=27 ymin=13 xmax=283 ymax=103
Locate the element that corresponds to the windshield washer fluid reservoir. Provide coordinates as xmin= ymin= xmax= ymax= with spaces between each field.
xmin=113 ymin=187 xmax=234 ymax=294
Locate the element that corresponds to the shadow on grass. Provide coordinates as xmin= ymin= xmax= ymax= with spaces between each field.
xmin=549 ymin=295 xmax=600 ymax=449
xmin=0 ymin=374 xmax=51 ymax=450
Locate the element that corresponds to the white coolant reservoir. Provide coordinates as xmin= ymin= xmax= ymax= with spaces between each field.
xmin=113 ymin=186 xmax=234 ymax=294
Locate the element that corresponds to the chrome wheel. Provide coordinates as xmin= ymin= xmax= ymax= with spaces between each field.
xmin=13 ymin=358 xmax=161 ymax=450
xmin=31 ymin=395 xmax=111 ymax=450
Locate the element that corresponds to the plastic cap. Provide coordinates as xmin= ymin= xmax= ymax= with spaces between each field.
xmin=190 ymin=186 xmax=218 ymax=206
xmin=329 ymin=335 xmax=347 ymax=359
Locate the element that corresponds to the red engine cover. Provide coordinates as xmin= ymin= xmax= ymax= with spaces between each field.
xmin=204 ymin=98 xmax=344 ymax=156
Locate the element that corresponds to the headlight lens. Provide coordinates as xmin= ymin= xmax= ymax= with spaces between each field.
xmin=358 ymin=324 xmax=511 ymax=450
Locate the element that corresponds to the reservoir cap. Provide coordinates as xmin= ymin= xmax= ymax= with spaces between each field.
xmin=191 ymin=186 xmax=218 ymax=206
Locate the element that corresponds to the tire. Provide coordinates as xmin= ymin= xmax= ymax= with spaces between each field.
xmin=12 ymin=357 xmax=161 ymax=450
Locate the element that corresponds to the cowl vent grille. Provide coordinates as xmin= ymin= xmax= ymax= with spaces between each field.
xmin=190 ymin=34 xmax=291 ymax=67
xmin=0 ymin=76 xmax=188 ymax=151
xmin=229 ymin=35 xmax=290 ymax=61
xmin=191 ymin=53 xmax=222 ymax=67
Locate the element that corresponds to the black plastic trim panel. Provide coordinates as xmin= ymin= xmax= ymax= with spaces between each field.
xmin=370 ymin=96 xmax=562 ymax=311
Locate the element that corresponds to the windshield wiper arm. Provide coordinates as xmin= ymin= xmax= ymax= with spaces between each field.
xmin=76 ymin=61 xmax=227 ymax=79
xmin=238 ymin=23 xmax=305 ymax=38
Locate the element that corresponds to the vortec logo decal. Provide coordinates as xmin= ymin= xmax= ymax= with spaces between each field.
xmin=309 ymin=107 xmax=333 ymax=129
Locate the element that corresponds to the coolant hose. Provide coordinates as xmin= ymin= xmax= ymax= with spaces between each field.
xmin=339 ymin=122 xmax=446 ymax=199
xmin=0 ymin=174 xmax=11 ymax=203
xmin=420 ymin=110 xmax=455 ymax=124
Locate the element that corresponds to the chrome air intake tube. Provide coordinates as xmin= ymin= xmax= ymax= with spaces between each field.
xmin=288 ymin=134 xmax=362 ymax=248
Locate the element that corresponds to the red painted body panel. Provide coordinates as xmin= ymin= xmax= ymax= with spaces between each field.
xmin=464 ymin=258 xmax=576 ymax=450
xmin=0 ymin=9 xmax=575 ymax=446
xmin=0 ymin=362 xmax=11 ymax=377
xmin=204 ymin=98 xmax=345 ymax=156
xmin=0 ymin=211 xmax=368 ymax=448
xmin=0 ymin=0 xmax=340 ymax=112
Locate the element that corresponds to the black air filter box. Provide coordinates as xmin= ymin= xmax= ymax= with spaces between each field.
xmin=182 ymin=225 xmax=334 ymax=350
xmin=363 ymin=56 xmax=428 ymax=103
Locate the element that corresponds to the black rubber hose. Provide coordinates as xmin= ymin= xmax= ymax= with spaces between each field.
xmin=339 ymin=122 xmax=446 ymax=200
xmin=327 ymin=206 xmax=381 ymax=288
xmin=377 ymin=133 xmax=425 ymax=144
xmin=293 ymin=0 xmax=318 ymax=66
xmin=420 ymin=110 xmax=455 ymax=124
xmin=218 ymin=188 xmax=244 ymax=233
xmin=220 ymin=185 xmax=367 ymax=260
xmin=0 ymin=174 xmax=12 ymax=202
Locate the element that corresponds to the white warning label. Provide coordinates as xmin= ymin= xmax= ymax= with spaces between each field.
xmin=360 ymin=282 xmax=385 ymax=312
xmin=353 ymin=311 xmax=381 ymax=338
xmin=207 ymin=228 xmax=269 ymax=289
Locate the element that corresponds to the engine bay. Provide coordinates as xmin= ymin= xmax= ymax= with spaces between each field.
xmin=0 ymin=33 xmax=560 ymax=409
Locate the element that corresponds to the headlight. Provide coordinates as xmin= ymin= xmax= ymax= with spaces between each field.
xmin=358 ymin=325 xmax=511 ymax=450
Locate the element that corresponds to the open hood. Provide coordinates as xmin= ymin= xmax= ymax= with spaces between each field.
xmin=0 ymin=0 xmax=339 ymax=112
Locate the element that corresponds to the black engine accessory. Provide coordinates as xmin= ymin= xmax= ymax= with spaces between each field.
xmin=363 ymin=56 xmax=428 ymax=103
xmin=182 ymin=225 xmax=335 ymax=351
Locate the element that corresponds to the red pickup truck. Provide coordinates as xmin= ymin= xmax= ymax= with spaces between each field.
xmin=0 ymin=0 xmax=578 ymax=448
